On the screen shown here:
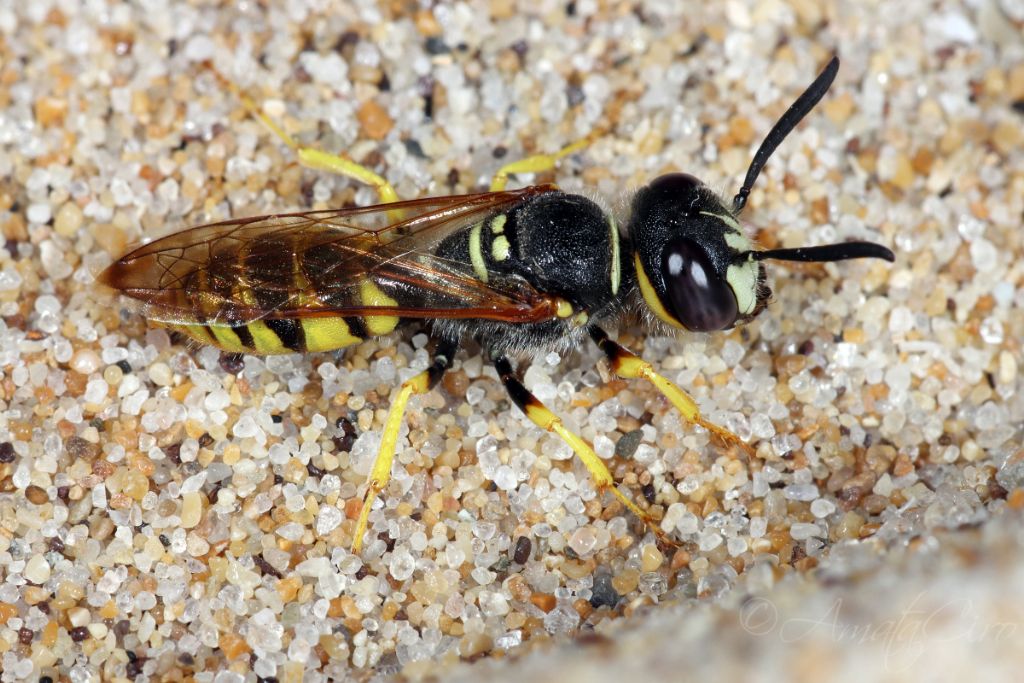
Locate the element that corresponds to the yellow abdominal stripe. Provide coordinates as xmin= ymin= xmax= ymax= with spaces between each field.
xmin=166 ymin=278 xmax=400 ymax=355
xmin=358 ymin=279 xmax=400 ymax=336
xmin=243 ymin=321 xmax=287 ymax=354
xmin=207 ymin=325 xmax=246 ymax=353
xmin=301 ymin=317 xmax=361 ymax=352
xmin=168 ymin=323 xmax=214 ymax=347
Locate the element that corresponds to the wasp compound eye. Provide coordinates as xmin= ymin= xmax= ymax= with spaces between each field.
xmin=661 ymin=237 xmax=738 ymax=331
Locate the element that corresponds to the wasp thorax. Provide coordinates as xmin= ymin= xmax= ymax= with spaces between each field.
xmin=513 ymin=192 xmax=619 ymax=312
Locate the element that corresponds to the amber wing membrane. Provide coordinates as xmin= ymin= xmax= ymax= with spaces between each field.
xmin=99 ymin=186 xmax=560 ymax=326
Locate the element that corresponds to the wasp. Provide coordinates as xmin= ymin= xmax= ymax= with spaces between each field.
xmin=100 ymin=56 xmax=893 ymax=552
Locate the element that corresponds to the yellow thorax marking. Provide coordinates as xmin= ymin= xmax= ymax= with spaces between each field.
xmin=468 ymin=221 xmax=488 ymax=283
xmin=609 ymin=215 xmax=621 ymax=295
xmin=490 ymin=214 xmax=507 ymax=234
xmin=699 ymin=210 xmax=741 ymax=232
xmin=492 ymin=235 xmax=511 ymax=262
xmin=554 ymin=298 xmax=573 ymax=318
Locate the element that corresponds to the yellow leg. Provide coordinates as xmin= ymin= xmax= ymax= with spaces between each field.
xmin=591 ymin=328 xmax=754 ymax=458
xmin=208 ymin=66 xmax=399 ymax=205
xmin=352 ymin=341 xmax=456 ymax=553
xmin=489 ymin=131 xmax=601 ymax=191
xmin=494 ymin=357 xmax=667 ymax=541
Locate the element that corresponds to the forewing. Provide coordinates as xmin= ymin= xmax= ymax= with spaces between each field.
xmin=99 ymin=185 xmax=561 ymax=326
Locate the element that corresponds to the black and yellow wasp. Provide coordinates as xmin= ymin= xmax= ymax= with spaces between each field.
xmin=100 ymin=56 xmax=893 ymax=552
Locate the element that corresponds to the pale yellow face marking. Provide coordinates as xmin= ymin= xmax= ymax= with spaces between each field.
xmin=490 ymin=213 xmax=507 ymax=234
xmin=492 ymin=235 xmax=511 ymax=262
xmin=692 ymin=211 xmax=755 ymax=314
xmin=727 ymin=258 xmax=759 ymax=315
xmin=571 ymin=311 xmax=589 ymax=327
xmin=468 ymin=221 xmax=488 ymax=283
xmin=699 ymin=210 xmax=742 ymax=232
xmin=724 ymin=231 xmax=752 ymax=252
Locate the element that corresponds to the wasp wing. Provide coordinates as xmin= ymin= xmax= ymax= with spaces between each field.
xmin=99 ymin=185 xmax=562 ymax=326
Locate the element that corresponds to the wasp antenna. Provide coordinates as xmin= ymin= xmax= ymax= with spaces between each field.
xmin=732 ymin=56 xmax=841 ymax=214
xmin=753 ymin=241 xmax=895 ymax=263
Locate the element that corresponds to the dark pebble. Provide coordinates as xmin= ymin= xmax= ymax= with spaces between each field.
xmin=254 ymin=554 xmax=283 ymax=579
xmin=566 ymin=83 xmax=585 ymax=106
xmin=18 ymin=627 xmax=33 ymax=644
xmin=589 ymin=572 xmax=620 ymax=609
xmin=218 ymin=352 xmax=245 ymax=374
xmin=334 ymin=417 xmax=357 ymax=453
xmin=70 ymin=626 xmax=89 ymax=642
xmin=424 ymin=36 xmax=450 ymax=55
xmin=206 ymin=483 xmax=222 ymax=505
xmin=513 ymin=536 xmax=531 ymax=564
xmin=615 ymin=430 xmax=643 ymax=459
xmin=164 ymin=443 xmax=182 ymax=465
xmin=642 ymin=482 xmax=656 ymax=505
xmin=0 ymin=441 xmax=14 ymax=463
xmin=403 ymin=139 xmax=426 ymax=159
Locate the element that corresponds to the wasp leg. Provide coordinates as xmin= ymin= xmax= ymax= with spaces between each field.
xmin=590 ymin=327 xmax=754 ymax=457
xmin=489 ymin=131 xmax=601 ymax=191
xmin=210 ymin=68 xmax=400 ymax=205
xmin=352 ymin=339 xmax=457 ymax=553
xmin=494 ymin=356 xmax=667 ymax=540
